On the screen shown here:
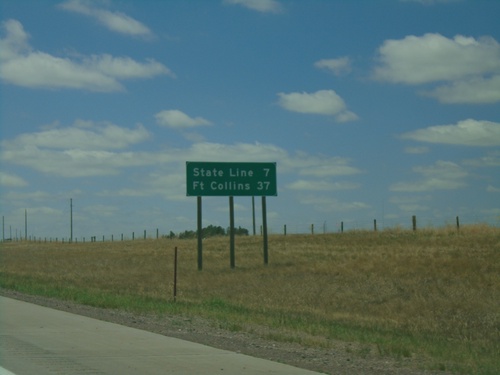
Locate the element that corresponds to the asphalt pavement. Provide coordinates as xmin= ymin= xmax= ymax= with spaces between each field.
xmin=0 ymin=296 xmax=323 ymax=374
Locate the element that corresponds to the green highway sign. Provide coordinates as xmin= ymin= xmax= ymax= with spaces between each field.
xmin=186 ymin=162 xmax=277 ymax=196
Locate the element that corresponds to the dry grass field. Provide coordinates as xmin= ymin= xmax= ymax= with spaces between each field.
xmin=1 ymin=225 xmax=499 ymax=374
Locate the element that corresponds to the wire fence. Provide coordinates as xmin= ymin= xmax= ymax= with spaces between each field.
xmin=2 ymin=214 xmax=498 ymax=244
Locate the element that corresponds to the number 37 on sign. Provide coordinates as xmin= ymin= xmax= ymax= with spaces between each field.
xmin=186 ymin=162 xmax=277 ymax=197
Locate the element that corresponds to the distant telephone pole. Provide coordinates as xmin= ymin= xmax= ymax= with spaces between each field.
xmin=25 ymin=209 xmax=27 ymax=241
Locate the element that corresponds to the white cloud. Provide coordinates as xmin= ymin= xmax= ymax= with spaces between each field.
xmin=463 ymin=151 xmax=500 ymax=167
xmin=314 ymin=57 xmax=352 ymax=76
xmin=389 ymin=195 xmax=431 ymax=212
xmin=401 ymin=119 xmax=500 ymax=147
xmin=155 ymin=110 xmax=212 ymax=129
xmin=373 ymin=33 xmax=500 ymax=103
xmin=400 ymin=0 xmax=461 ymax=4
xmin=291 ymin=155 xmax=361 ymax=177
xmin=11 ymin=121 xmax=150 ymax=150
xmin=486 ymin=185 xmax=500 ymax=193
xmin=223 ymin=0 xmax=283 ymax=13
xmin=374 ymin=34 xmax=500 ymax=84
xmin=0 ymin=18 xmax=30 ymax=60
xmin=84 ymin=54 xmax=169 ymax=79
xmin=0 ymin=19 xmax=172 ymax=91
xmin=287 ymin=180 xmax=360 ymax=191
xmin=0 ymin=121 xmax=155 ymax=177
xmin=424 ymin=75 xmax=500 ymax=104
xmin=82 ymin=204 xmax=119 ymax=217
xmin=277 ymin=90 xmax=358 ymax=122
xmin=390 ymin=161 xmax=467 ymax=192
xmin=404 ymin=146 xmax=429 ymax=154
xmin=1 ymin=120 xmax=363 ymax=199
xmin=59 ymin=0 xmax=154 ymax=38
xmin=1 ymin=148 xmax=156 ymax=178
xmin=299 ymin=196 xmax=370 ymax=212
xmin=2 ymin=190 xmax=54 ymax=202
xmin=0 ymin=172 xmax=27 ymax=187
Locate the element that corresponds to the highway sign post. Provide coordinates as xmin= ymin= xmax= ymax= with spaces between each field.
xmin=186 ymin=162 xmax=277 ymax=270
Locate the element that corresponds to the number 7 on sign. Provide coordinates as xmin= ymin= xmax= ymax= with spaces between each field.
xmin=263 ymin=168 xmax=270 ymax=177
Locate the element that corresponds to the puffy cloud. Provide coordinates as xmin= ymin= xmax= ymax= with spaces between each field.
xmin=374 ymin=34 xmax=500 ymax=84
xmin=293 ymin=157 xmax=361 ymax=177
xmin=314 ymin=57 xmax=352 ymax=76
xmin=486 ymin=185 xmax=500 ymax=193
xmin=401 ymin=119 xmax=500 ymax=147
xmin=424 ymin=75 xmax=500 ymax=104
xmin=277 ymin=90 xmax=358 ymax=122
xmin=400 ymin=0 xmax=461 ymax=4
xmin=373 ymin=33 xmax=500 ymax=103
xmin=0 ymin=19 xmax=172 ymax=91
xmin=0 ymin=172 xmax=27 ymax=187
xmin=155 ymin=110 xmax=212 ymax=129
xmin=390 ymin=161 xmax=467 ymax=192
xmin=299 ymin=196 xmax=370 ymax=212
xmin=404 ymin=146 xmax=429 ymax=154
xmin=1 ymin=119 xmax=363 ymax=197
xmin=287 ymin=180 xmax=360 ymax=191
xmin=223 ymin=0 xmax=283 ymax=13
xmin=59 ymin=0 xmax=153 ymax=38
xmin=0 ymin=121 xmax=154 ymax=177
xmin=463 ymin=151 xmax=500 ymax=167
xmin=9 ymin=121 xmax=151 ymax=150
xmin=0 ymin=19 xmax=30 ymax=60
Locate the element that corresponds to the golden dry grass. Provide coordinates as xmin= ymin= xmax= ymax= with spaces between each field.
xmin=1 ymin=225 xmax=499 ymax=374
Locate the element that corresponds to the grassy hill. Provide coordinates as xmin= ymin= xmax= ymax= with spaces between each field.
xmin=1 ymin=225 xmax=499 ymax=374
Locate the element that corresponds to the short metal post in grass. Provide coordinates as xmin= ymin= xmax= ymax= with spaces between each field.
xmin=173 ymin=247 xmax=178 ymax=302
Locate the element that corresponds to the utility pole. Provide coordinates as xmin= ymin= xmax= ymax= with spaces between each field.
xmin=25 ymin=209 xmax=27 ymax=241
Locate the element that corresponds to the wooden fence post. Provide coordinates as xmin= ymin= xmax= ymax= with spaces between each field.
xmin=412 ymin=215 xmax=417 ymax=231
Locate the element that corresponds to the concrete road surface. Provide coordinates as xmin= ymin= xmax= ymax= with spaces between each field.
xmin=0 ymin=296 xmax=323 ymax=374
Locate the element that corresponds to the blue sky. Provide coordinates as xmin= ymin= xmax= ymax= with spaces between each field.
xmin=1 ymin=0 xmax=499 ymax=240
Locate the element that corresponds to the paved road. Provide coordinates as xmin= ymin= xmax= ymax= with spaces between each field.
xmin=0 ymin=296 xmax=322 ymax=374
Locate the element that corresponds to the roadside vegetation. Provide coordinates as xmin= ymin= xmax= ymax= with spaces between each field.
xmin=1 ymin=225 xmax=499 ymax=374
